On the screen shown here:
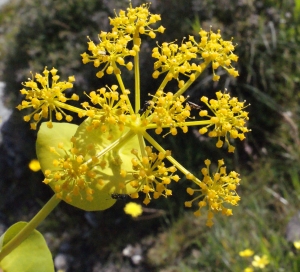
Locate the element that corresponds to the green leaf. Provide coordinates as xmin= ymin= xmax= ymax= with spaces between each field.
xmin=68 ymin=118 xmax=141 ymax=210
xmin=0 ymin=222 xmax=54 ymax=272
xmin=36 ymin=120 xmax=142 ymax=211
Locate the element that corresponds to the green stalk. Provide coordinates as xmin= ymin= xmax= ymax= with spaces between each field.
xmin=54 ymin=101 xmax=85 ymax=115
xmin=156 ymin=72 xmax=171 ymax=92
xmin=132 ymin=31 xmax=141 ymax=114
xmin=145 ymin=120 xmax=212 ymax=130
xmin=134 ymin=49 xmax=140 ymax=113
xmin=115 ymin=73 xmax=134 ymax=115
xmin=0 ymin=195 xmax=61 ymax=261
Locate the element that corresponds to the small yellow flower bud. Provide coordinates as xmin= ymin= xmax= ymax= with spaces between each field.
xmin=212 ymin=74 xmax=220 ymax=81
xmin=143 ymin=197 xmax=151 ymax=205
xmin=228 ymin=145 xmax=235 ymax=153
xmin=56 ymin=112 xmax=63 ymax=121
xmin=184 ymin=201 xmax=192 ymax=207
xmin=47 ymin=121 xmax=53 ymax=128
xmin=216 ymin=140 xmax=223 ymax=148
xmin=199 ymin=110 xmax=208 ymax=117
xmin=66 ymin=115 xmax=73 ymax=122
xmin=201 ymin=96 xmax=208 ymax=103
xmin=171 ymin=175 xmax=180 ymax=182
xmin=23 ymin=115 xmax=31 ymax=122
xmin=126 ymin=62 xmax=133 ymax=70
xmin=199 ymin=127 xmax=208 ymax=134
xmin=96 ymin=71 xmax=104 ymax=78
xmin=194 ymin=210 xmax=201 ymax=217
xmin=186 ymin=187 xmax=194 ymax=195
xmin=106 ymin=66 xmax=114 ymax=74
xmin=33 ymin=114 xmax=40 ymax=121
xmin=149 ymin=31 xmax=156 ymax=38
xmin=170 ymin=127 xmax=177 ymax=135
xmin=155 ymin=127 xmax=163 ymax=134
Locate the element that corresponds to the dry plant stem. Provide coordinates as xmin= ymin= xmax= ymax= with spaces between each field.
xmin=0 ymin=195 xmax=61 ymax=261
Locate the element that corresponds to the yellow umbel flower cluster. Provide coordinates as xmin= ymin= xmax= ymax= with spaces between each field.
xmin=80 ymin=85 xmax=131 ymax=132
xmin=81 ymin=33 xmax=135 ymax=78
xmin=152 ymin=28 xmax=239 ymax=88
xmin=124 ymin=146 xmax=180 ymax=205
xmin=109 ymin=3 xmax=165 ymax=38
xmin=152 ymin=41 xmax=200 ymax=87
xmin=81 ymin=3 xmax=165 ymax=78
xmin=43 ymin=139 xmax=101 ymax=203
xmin=17 ymin=2 xmax=250 ymax=225
xmin=195 ymin=28 xmax=239 ymax=80
xmin=17 ymin=67 xmax=80 ymax=129
xmin=145 ymin=91 xmax=191 ymax=135
xmin=199 ymin=90 xmax=249 ymax=152
xmin=185 ymin=159 xmax=240 ymax=227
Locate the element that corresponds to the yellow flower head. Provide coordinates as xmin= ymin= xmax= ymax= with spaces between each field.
xmin=185 ymin=159 xmax=240 ymax=227
xmin=192 ymin=28 xmax=239 ymax=80
xmin=124 ymin=202 xmax=143 ymax=217
xmin=81 ymin=3 xmax=165 ymax=78
xmin=81 ymin=32 xmax=134 ymax=78
xmin=80 ymin=85 xmax=131 ymax=132
xmin=294 ymin=240 xmax=300 ymax=250
xmin=152 ymin=40 xmax=200 ymax=86
xmin=125 ymin=146 xmax=178 ymax=205
xmin=239 ymin=249 xmax=254 ymax=257
xmin=28 ymin=159 xmax=41 ymax=172
xmin=147 ymin=91 xmax=191 ymax=135
xmin=109 ymin=3 xmax=165 ymax=39
xmin=17 ymin=67 xmax=78 ymax=129
xmin=252 ymin=255 xmax=269 ymax=269
xmin=199 ymin=90 xmax=250 ymax=152
xmin=43 ymin=139 xmax=101 ymax=203
xmin=152 ymin=28 xmax=238 ymax=86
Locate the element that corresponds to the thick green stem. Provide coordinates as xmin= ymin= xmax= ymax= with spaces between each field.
xmin=0 ymin=195 xmax=61 ymax=261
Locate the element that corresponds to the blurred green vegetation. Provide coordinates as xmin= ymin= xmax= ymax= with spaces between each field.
xmin=0 ymin=0 xmax=300 ymax=271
